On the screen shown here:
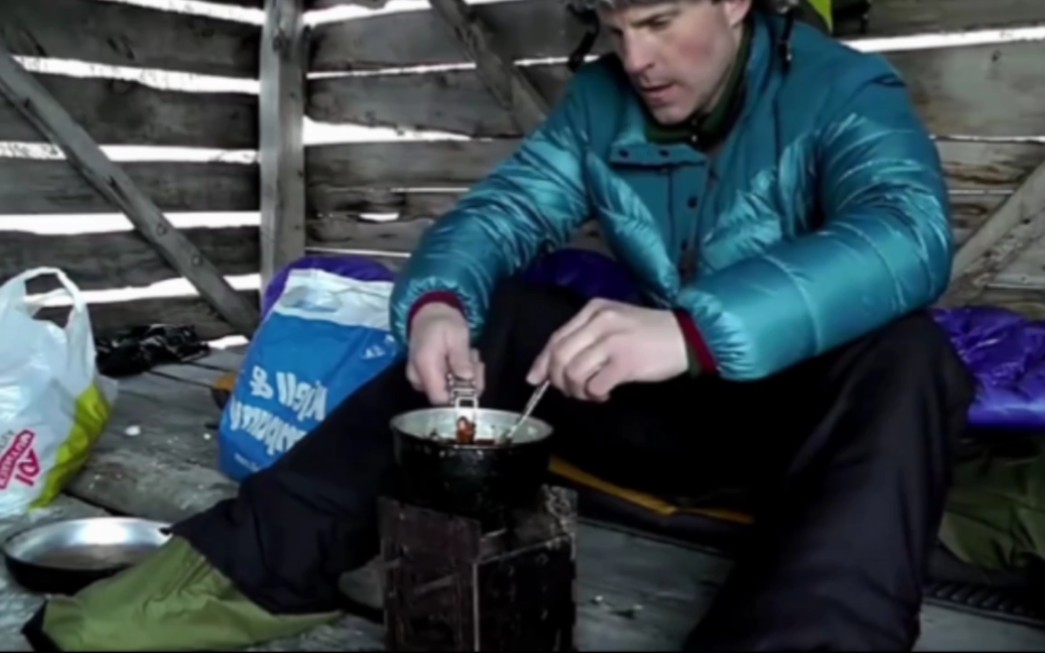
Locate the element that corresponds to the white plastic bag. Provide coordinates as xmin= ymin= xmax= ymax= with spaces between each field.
xmin=0 ymin=267 xmax=117 ymax=518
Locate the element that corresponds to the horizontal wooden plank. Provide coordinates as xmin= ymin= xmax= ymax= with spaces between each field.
xmin=0 ymin=73 xmax=258 ymax=148
xmin=306 ymin=139 xmax=1043 ymax=193
xmin=36 ymin=291 xmax=258 ymax=340
xmin=309 ymin=39 xmax=1045 ymax=138
xmin=306 ymin=140 xmax=515 ymax=189
xmin=311 ymin=0 xmax=1045 ymax=70
xmin=938 ymin=140 xmax=1045 ymax=191
xmin=2 ymin=0 xmax=260 ymax=79
xmin=0 ymin=159 xmax=258 ymax=214
xmin=0 ymin=226 xmax=259 ymax=293
xmin=971 ymin=286 xmax=1045 ymax=318
xmin=893 ymin=40 xmax=1045 ymax=138
xmin=308 ymin=214 xmax=609 ymax=254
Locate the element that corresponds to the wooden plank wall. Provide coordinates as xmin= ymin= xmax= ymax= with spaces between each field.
xmin=302 ymin=0 xmax=1045 ymax=300
xmin=0 ymin=0 xmax=263 ymax=340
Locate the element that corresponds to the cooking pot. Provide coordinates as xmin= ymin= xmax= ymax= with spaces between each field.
xmin=390 ymin=383 xmax=554 ymax=526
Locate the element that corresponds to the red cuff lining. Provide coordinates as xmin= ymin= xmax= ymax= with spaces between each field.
xmin=673 ymin=310 xmax=718 ymax=375
xmin=407 ymin=291 xmax=465 ymax=335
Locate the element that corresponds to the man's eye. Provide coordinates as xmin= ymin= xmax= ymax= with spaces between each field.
xmin=649 ymin=18 xmax=671 ymax=30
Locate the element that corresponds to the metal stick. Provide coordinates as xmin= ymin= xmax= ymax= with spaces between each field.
xmin=503 ymin=380 xmax=550 ymax=443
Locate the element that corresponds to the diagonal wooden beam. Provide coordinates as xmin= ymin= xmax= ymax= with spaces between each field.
xmin=0 ymin=39 xmax=259 ymax=336
xmin=428 ymin=0 xmax=550 ymax=133
xmin=940 ymin=156 xmax=1045 ymax=307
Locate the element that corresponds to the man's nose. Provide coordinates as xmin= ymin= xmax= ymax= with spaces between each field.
xmin=619 ymin=37 xmax=653 ymax=76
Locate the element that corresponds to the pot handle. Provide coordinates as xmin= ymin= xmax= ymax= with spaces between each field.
xmin=446 ymin=373 xmax=478 ymax=423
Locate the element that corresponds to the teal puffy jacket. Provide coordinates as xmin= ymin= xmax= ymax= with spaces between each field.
xmin=389 ymin=11 xmax=953 ymax=381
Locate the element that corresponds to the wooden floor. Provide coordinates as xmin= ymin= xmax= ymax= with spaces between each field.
xmin=3 ymin=349 xmax=1045 ymax=651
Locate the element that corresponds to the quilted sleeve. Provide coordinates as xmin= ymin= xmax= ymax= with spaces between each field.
xmin=676 ymin=70 xmax=953 ymax=380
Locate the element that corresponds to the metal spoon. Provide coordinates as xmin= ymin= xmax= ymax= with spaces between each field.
xmin=502 ymin=380 xmax=550 ymax=443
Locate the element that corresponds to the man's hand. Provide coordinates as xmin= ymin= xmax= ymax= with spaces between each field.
xmin=407 ymin=302 xmax=484 ymax=405
xmin=526 ymin=298 xmax=689 ymax=402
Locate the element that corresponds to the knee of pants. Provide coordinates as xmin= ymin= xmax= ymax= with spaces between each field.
xmin=865 ymin=312 xmax=976 ymax=410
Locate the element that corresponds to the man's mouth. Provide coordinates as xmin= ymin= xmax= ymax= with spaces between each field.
xmin=639 ymin=82 xmax=675 ymax=104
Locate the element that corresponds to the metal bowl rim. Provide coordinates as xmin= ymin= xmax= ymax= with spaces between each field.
xmin=1 ymin=516 xmax=172 ymax=566
xmin=389 ymin=406 xmax=554 ymax=448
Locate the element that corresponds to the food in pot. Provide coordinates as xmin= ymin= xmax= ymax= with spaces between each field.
xmin=426 ymin=415 xmax=504 ymax=446
xmin=456 ymin=416 xmax=477 ymax=444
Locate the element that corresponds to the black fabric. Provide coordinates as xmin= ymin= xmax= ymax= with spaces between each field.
xmin=22 ymin=606 xmax=62 ymax=653
xmin=95 ymin=324 xmax=209 ymax=377
xmin=171 ymin=278 xmax=975 ymax=650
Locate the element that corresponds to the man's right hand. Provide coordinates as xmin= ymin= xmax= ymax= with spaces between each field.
xmin=407 ymin=302 xmax=484 ymax=405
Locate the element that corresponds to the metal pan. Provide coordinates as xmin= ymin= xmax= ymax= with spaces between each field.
xmin=2 ymin=517 xmax=171 ymax=595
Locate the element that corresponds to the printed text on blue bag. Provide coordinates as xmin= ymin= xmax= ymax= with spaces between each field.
xmin=227 ymin=365 xmax=328 ymax=456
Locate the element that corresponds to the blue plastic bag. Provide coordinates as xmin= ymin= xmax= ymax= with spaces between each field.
xmin=218 ymin=256 xmax=402 ymax=481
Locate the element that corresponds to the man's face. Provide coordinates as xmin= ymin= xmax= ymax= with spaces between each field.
xmin=598 ymin=0 xmax=751 ymax=125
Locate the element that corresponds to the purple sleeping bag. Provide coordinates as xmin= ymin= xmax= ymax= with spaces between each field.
xmin=932 ymin=306 xmax=1045 ymax=432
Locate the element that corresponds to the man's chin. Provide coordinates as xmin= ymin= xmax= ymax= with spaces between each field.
xmin=646 ymin=105 xmax=690 ymax=127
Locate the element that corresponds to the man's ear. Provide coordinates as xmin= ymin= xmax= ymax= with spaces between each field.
xmin=722 ymin=0 xmax=753 ymax=28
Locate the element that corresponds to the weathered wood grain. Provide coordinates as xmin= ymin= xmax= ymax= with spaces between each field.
xmin=0 ymin=227 xmax=258 ymax=293
xmin=0 ymin=73 xmax=258 ymax=148
xmin=305 ymin=140 xmax=516 ymax=189
xmin=36 ymin=292 xmax=258 ymax=341
xmin=943 ymin=157 xmax=1045 ymax=304
xmin=307 ymin=65 xmax=569 ymax=137
xmin=0 ymin=43 xmax=259 ymax=336
xmin=309 ymin=39 xmax=1045 ymax=138
xmin=0 ymin=159 xmax=258 ymax=214
xmin=1 ymin=0 xmax=260 ymax=79
xmin=305 ymin=139 xmax=1043 ymax=193
xmin=308 ymin=215 xmax=610 ymax=254
xmin=892 ymin=40 xmax=1045 ymax=138
xmin=311 ymin=0 xmax=1045 ymax=71
xmin=938 ymin=140 xmax=1045 ymax=192
xmin=259 ymin=0 xmax=308 ymax=289
xmin=429 ymin=0 xmax=550 ymax=133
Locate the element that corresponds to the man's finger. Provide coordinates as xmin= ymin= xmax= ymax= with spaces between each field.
xmin=470 ymin=349 xmax=486 ymax=396
xmin=447 ymin=336 xmax=475 ymax=381
xmin=587 ymin=356 xmax=628 ymax=402
xmin=406 ymin=358 xmax=422 ymax=390
xmin=416 ymin=348 xmax=449 ymax=405
xmin=563 ymin=341 xmax=610 ymax=401
xmin=548 ymin=319 xmax=611 ymax=393
xmin=528 ymin=300 xmax=604 ymax=384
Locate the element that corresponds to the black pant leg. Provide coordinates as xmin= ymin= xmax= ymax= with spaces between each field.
xmin=687 ymin=313 xmax=976 ymax=651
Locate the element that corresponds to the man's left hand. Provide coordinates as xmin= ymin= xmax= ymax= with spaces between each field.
xmin=526 ymin=298 xmax=690 ymax=402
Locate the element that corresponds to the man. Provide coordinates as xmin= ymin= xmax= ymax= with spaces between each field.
xmin=24 ymin=0 xmax=975 ymax=650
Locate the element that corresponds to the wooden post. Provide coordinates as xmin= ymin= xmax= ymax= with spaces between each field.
xmin=941 ymin=157 xmax=1045 ymax=306
xmin=0 ymin=39 xmax=260 ymax=337
xmin=259 ymin=0 xmax=308 ymax=292
xmin=428 ymin=0 xmax=550 ymax=133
